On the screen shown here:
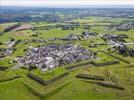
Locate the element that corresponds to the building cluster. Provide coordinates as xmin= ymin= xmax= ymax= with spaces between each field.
xmin=0 ymin=39 xmax=21 ymax=58
xmin=117 ymin=45 xmax=134 ymax=57
xmin=116 ymin=21 xmax=134 ymax=31
xmin=100 ymin=34 xmax=128 ymax=46
xmin=0 ymin=47 xmax=15 ymax=58
xmin=100 ymin=34 xmax=134 ymax=57
xmin=6 ymin=39 xmax=21 ymax=55
xmin=18 ymin=44 xmax=94 ymax=71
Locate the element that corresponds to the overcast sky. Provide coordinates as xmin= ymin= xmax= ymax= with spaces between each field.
xmin=1 ymin=0 xmax=134 ymax=7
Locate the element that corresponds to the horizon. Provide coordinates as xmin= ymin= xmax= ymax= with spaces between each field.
xmin=1 ymin=0 xmax=134 ymax=8
xmin=1 ymin=5 xmax=134 ymax=9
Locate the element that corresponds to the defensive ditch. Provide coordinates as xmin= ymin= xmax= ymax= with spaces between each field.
xmin=102 ymin=51 xmax=130 ymax=64
xmin=28 ymin=72 xmax=69 ymax=85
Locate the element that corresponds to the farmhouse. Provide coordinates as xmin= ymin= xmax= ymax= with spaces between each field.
xmin=62 ymin=25 xmax=74 ymax=30
xmin=7 ymin=39 xmax=21 ymax=48
xmin=5 ymin=48 xmax=14 ymax=56
xmin=7 ymin=39 xmax=16 ymax=48
xmin=62 ymin=34 xmax=81 ymax=41
xmin=82 ymin=31 xmax=98 ymax=39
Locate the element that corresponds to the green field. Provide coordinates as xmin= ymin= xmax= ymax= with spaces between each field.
xmin=0 ymin=16 xmax=134 ymax=100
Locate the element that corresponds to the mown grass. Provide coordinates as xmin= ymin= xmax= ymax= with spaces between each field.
xmin=31 ymin=67 xmax=68 ymax=80
xmin=0 ymin=79 xmax=40 ymax=100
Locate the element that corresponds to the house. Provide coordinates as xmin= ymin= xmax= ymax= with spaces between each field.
xmin=62 ymin=25 xmax=74 ymax=30
xmin=7 ymin=39 xmax=21 ymax=48
xmin=5 ymin=48 xmax=14 ymax=56
xmin=62 ymin=34 xmax=81 ymax=41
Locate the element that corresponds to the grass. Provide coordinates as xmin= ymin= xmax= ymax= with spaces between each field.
xmin=0 ymin=56 xmax=16 ymax=67
xmin=0 ymin=16 xmax=134 ymax=100
xmin=31 ymin=67 xmax=68 ymax=80
xmin=0 ymin=79 xmax=40 ymax=100
xmin=0 ymin=70 xmax=17 ymax=81
xmin=111 ymin=52 xmax=134 ymax=64
xmin=95 ymin=52 xmax=117 ymax=63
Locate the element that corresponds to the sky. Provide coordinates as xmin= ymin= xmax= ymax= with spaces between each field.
xmin=1 ymin=0 xmax=134 ymax=7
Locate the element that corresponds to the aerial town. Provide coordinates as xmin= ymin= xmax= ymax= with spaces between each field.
xmin=0 ymin=5 xmax=134 ymax=100
xmin=18 ymin=44 xmax=94 ymax=71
